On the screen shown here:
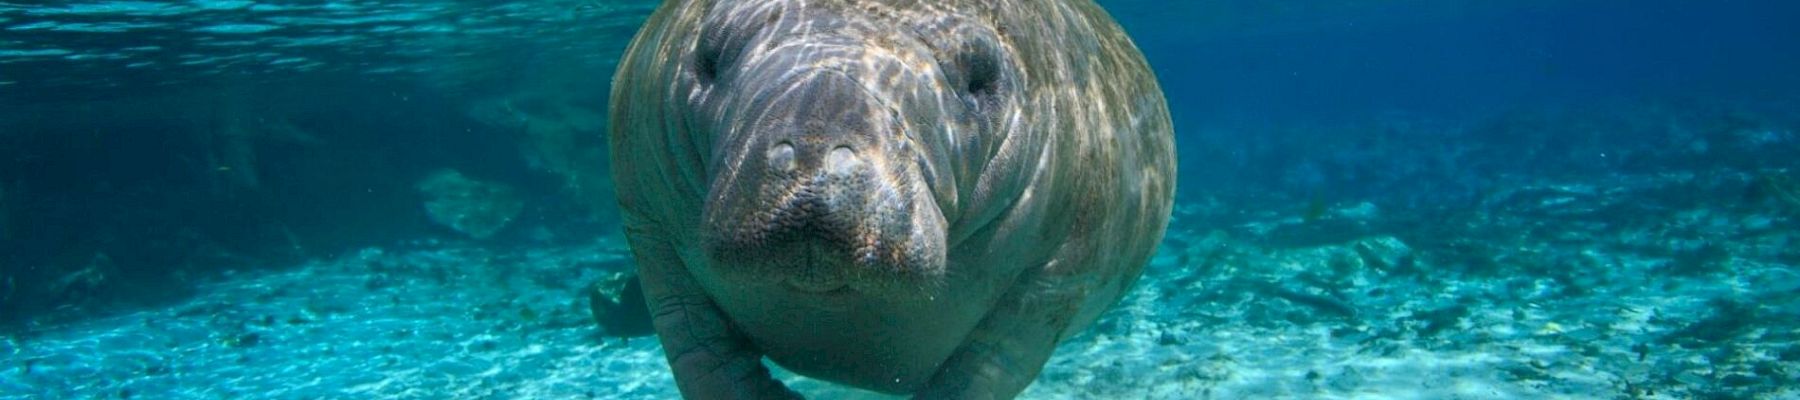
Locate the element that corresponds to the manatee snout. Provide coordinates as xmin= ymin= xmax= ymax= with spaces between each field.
xmin=729 ymin=69 xmax=886 ymax=237
xmin=702 ymin=66 xmax=947 ymax=294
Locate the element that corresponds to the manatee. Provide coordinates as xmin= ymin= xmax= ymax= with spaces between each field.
xmin=607 ymin=0 xmax=1175 ymax=398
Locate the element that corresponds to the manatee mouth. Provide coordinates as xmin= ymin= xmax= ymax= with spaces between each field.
xmin=699 ymin=71 xmax=948 ymax=297
xmin=785 ymin=280 xmax=851 ymax=294
xmin=783 ymin=244 xmax=853 ymax=294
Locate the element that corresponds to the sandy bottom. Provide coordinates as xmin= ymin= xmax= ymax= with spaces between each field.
xmin=3 ymin=172 xmax=1797 ymax=399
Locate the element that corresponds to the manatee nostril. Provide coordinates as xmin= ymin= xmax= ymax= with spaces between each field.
xmin=769 ymin=142 xmax=797 ymax=173
xmin=825 ymin=146 xmax=863 ymax=177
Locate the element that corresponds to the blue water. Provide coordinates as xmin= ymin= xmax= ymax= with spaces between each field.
xmin=3 ymin=1 xmax=1799 ymax=399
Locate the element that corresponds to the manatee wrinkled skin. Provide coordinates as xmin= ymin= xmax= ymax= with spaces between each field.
xmin=608 ymin=0 xmax=1174 ymax=398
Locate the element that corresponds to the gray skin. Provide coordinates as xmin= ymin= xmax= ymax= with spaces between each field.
xmin=608 ymin=0 xmax=1174 ymax=398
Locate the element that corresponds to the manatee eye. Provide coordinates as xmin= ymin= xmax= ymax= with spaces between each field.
xmin=961 ymin=48 xmax=999 ymax=97
xmin=953 ymin=36 xmax=1010 ymax=114
xmin=694 ymin=9 xmax=781 ymax=86
xmin=693 ymin=30 xmax=725 ymax=84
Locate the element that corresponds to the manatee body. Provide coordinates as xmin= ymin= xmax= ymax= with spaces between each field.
xmin=608 ymin=0 xmax=1174 ymax=398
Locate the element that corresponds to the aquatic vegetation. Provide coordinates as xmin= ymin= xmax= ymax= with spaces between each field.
xmin=0 ymin=181 xmax=10 ymax=242
xmin=1350 ymin=237 xmax=1415 ymax=275
xmin=1252 ymin=280 xmax=1358 ymax=320
xmin=1500 ymin=361 xmax=1552 ymax=382
xmin=1407 ymin=302 xmax=1472 ymax=339
xmin=1179 ymin=229 xmax=1236 ymax=276
xmin=415 ymin=169 xmax=525 ymax=240
xmin=1746 ymin=171 xmax=1800 ymax=214
xmin=221 ymin=332 xmax=261 ymax=348
xmin=1663 ymin=241 xmax=1733 ymax=276
xmin=362 ymin=273 xmax=393 ymax=291
xmin=1325 ymin=251 xmax=1361 ymax=281
xmin=587 ymin=271 xmax=653 ymax=338
xmin=1302 ymin=195 xmax=1329 ymax=223
xmin=1 ymin=272 xmax=12 ymax=309
xmin=1660 ymin=298 xmax=1759 ymax=349
xmin=1780 ymin=346 xmax=1800 ymax=362
xmin=42 ymin=253 xmax=118 ymax=310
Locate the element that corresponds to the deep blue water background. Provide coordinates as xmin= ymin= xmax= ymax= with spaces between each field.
xmin=1117 ymin=0 xmax=1800 ymax=201
xmin=1135 ymin=0 xmax=1800 ymax=125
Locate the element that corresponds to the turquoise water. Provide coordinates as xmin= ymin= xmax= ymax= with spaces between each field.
xmin=3 ymin=1 xmax=1799 ymax=398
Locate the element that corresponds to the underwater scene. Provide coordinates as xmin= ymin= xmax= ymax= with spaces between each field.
xmin=2 ymin=0 xmax=1799 ymax=399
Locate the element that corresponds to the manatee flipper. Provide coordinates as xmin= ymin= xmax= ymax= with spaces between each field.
xmin=627 ymin=229 xmax=801 ymax=399
xmin=914 ymin=268 xmax=1084 ymax=399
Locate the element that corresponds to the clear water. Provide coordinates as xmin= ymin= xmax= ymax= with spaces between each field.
xmin=3 ymin=1 xmax=1799 ymax=399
